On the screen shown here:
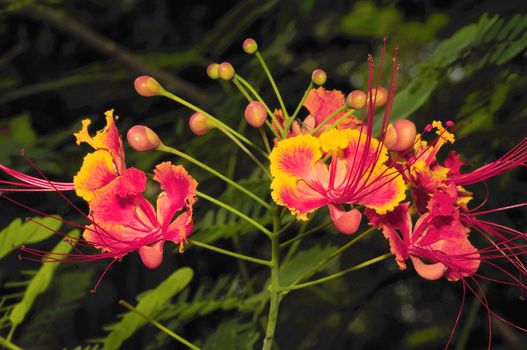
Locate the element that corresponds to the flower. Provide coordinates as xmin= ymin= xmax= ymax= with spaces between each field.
xmin=269 ymin=128 xmax=406 ymax=234
xmin=2 ymin=110 xmax=198 ymax=275
xmin=82 ymin=162 xmax=197 ymax=269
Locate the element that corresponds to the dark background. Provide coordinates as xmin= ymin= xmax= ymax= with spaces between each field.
xmin=1 ymin=0 xmax=526 ymax=349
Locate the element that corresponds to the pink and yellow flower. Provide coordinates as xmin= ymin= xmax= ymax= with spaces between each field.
xmin=1 ymin=110 xmax=198 ymax=273
xmin=270 ymin=127 xmax=406 ymax=234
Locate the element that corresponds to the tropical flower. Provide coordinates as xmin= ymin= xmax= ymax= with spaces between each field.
xmin=1 ymin=110 xmax=198 ymax=273
xmin=269 ymin=127 xmax=406 ymax=234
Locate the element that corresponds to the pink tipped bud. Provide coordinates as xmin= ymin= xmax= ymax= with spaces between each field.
xmin=218 ymin=62 xmax=235 ymax=81
xmin=244 ymin=101 xmax=267 ymax=128
xmin=368 ymin=87 xmax=388 ymax=107
xmin=206 ymin=63 xmax=220 ymax=79
xmin=189 ymin=112 xmax=212 ymax=135
xmin=134 ymin=76 xmax=161 ymax=97
xmin=127 ymin=125 xmax=161 ymax=152
xmin=243 ymin=38 xmax=258 ymax=54
xmin=311 ymin=69 xmax=327 ymax=85
xmin=384 ymin=119 xmax=417 ymax=152
xmin=446 ymin=120 xmax=454 ymax=128
xmin=346 ymin=90 xmax=367 ymax=109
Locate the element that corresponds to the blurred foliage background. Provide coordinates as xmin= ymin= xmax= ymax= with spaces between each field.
xmin=0 ymin=0 xmax=526 ymax=349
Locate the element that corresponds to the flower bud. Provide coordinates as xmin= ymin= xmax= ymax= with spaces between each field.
xmin=189 ymin=112 xmax=212 ymax=135
xmin=244 ymin=101 xmax=267 ymax=128
xmin=243 ymin=38 xmax=258 ymax=54
xmin=127 ymin=125 xmax=161 ymax=151
xmin=134 ymin=76 xmax=161 ymax=97
xmin=218 ymin=62 xmax=235 ymax=81
xmin=384 ymin=119 xmax=417 ymax=152
xmin=346 ymin=90 xmax=367 ymax=109
xmin=311 ymin=69 xmax=327 ymax=85
xmin=206 ymin=63 xmax=220 ymax=79
xmin=367 ymin=87 xmax=388 ymax=107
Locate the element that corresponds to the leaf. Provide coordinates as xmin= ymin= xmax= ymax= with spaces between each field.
xmin=279 ymin=244 xmax=338 ymax=286
xmin=0 ymin=216 xmax=61 ymax=260
xmin=9 ymin=230 xmax=80 ymax=326
xmin=103 ymin=267 xmax=194 ymax=350
xmin=202 ymin=317 xmax=259 ymax=350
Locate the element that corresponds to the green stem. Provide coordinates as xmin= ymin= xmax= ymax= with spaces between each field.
xmin=234 ymin=75 xmax=285 ymax=137
xmin=119 ymin=300 xmax=201 ymax=350
xmin=231 ymin=232 xmax=254 ymax=294
xmin=311 ymin=106 xmax=350 ymax=134
xmin=197 ymin=191 xmax=273 ymax=238
xmin=158 ymin=144 xmax=272 ymax=210
xmin=215 ymin=124 xmax=272 ymax=179
xmin=279 ymin=253 xmax=392 ymax=292
xmin=262 ymin=208 xmax=282 ymax=350
xmin=284 ymin=82 xmax=314 ymax=133
xmin=159 ymin=89 xmax=268 ymax=158
xmin=258 ymin=127 xmax=272 ymax=154
xmin=188 ymin=239 xmax=272 ymax=267
xmin=0 ymin=336 xmax=22 ymax=350
xmin=255 ymin=51 xmax=290 ymax=124
xmin=291 ymin=227 xmax=376 ymax=286
xmin=280 ymin=221 xmax=332 ymax=248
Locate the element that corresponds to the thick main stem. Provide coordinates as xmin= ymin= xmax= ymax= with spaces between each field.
xmin=262 ymin=208 xmax=282 ymax=350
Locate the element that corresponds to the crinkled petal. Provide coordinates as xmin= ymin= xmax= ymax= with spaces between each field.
xmin=303 ymin=87 xmax=346 ymax=126
xmin=366 ymin=203 xmax=411 ymax=268
xmin=271 ymin=176 xmax=328 ymax=220
xmin=353 ymin=165 xmax=406 ymax=215
xmin=153 ymin=162 xmax=197 ymax=230
xmin=74 ymin=110 xmax=125 ymax=173
xmin=73 ymin=150 xmax=117 ymax=202
xmin=270 ymin=134 xmax=322 ymax=180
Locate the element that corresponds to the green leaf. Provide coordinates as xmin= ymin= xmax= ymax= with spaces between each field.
xmin=279 ymin=244 xmax=338 ymax=286
xmin=0 ymin=216 xmax=61 ymax=260
xmin=202 ymin=318 xmax=259 ymax=350
xmin=103 ymin=267 xmax=194 ymax=350
xmin=9 ymin=230 xmax=80 ymax=326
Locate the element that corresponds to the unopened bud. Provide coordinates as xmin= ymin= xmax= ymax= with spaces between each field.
xmin=218 ymin=62 xmax=235 ymax=80
xmin=368 ymin=87 xmax=388 ymax=107
xmin=311 ymin=69 xmax=327 ymax=85
xmin=446 ymin=120 xmax=454 ymax=128
xmin=127 ymin=125 xmax=161 ymax=152
xmin=243 ymin=38 xmax=258 ymax=54
xmin=384 ymin=119 xmax=417 ymax=152
xmin=244 ymin=101 xmax=267 ymax=128
xmin=346 ymin=90 xmax=367 ymax=109
xmin=189 ymin=112 xmax=212 ymax=135
xmin=207 ymin=63 xmax=219 ymax=79
xmin=134 ymin=76 xmax=161 ymax=97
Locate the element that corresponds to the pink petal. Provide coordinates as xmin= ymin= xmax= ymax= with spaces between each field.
xmin=329 ymin=204 xmax=362 ymax=235
xmin=153 ymin=162 xmax=197 ymax=230
xmin=303 ymin=87 xmax=346 ymax=126
xmin=410 ymin=256 xmax=446 ymax=281
xmin=138 ymin=241 xmax=164 ymax=269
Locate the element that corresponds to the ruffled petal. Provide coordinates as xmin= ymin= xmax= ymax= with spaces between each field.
xmin=271 ymin=176 xmax=328 ymax=220
xmin=303 ymin=87 xmax=346 ymax=126
xmin=74 ymin=110 xmax=126 ymax=174
xmin=353 ymin=165 xmax=406 ymax=215
xmin=270 ymin=134 xmax=322 ymax=180
xmin=73 ymin=150 xmax=117 ymax=201
xmin=366 ymin=203 xmax=411 ymax=269
xmin=153 ymin=162 xmax=197 ymax=230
